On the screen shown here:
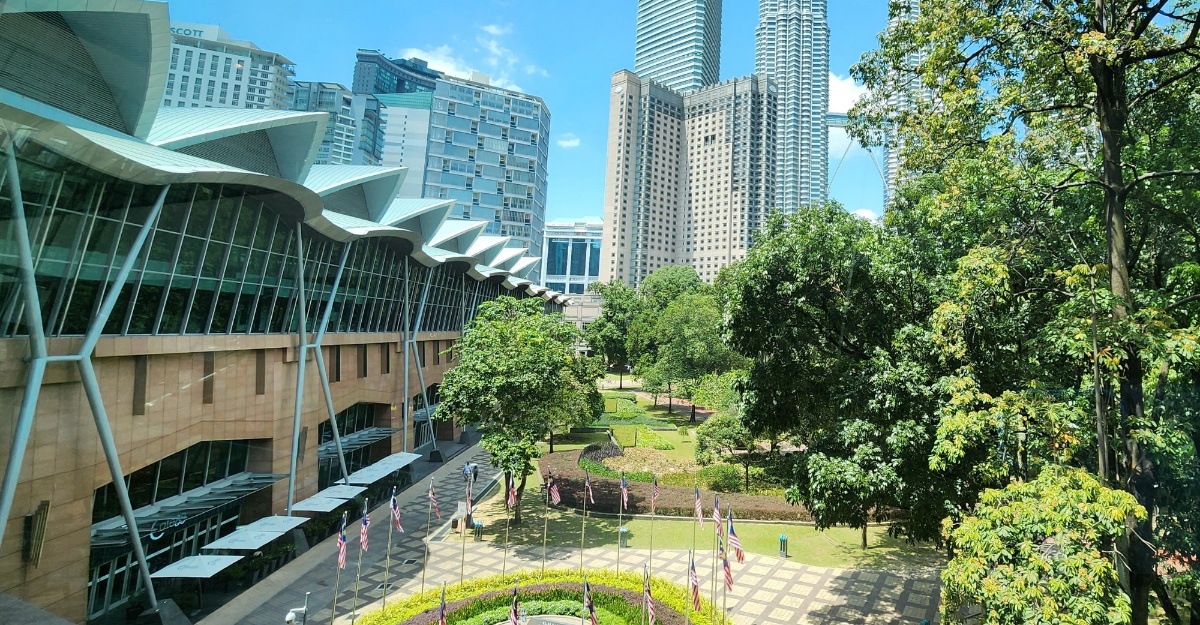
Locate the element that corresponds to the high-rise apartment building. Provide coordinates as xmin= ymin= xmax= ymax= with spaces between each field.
xmin=600 ymin=70 xmax=776 ymax=286
xmin=755 ymin=0 xmax=829 ymax=210
xmin=166 ymin=23 xmax=295 ymax=110
xmin=353 ymin=50 xmax=442 ymax=95
xmin=543 ymin=220 xmax=604 ymax=294
xmin=290 ymin=81 xmax=358 ymax=165
xmin=634 ymin=0 xmax=723 ymax=93
xmin=370 ymin=76 xmax=552 ymax=277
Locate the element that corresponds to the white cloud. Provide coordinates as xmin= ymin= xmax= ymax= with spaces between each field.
xmin=401 ymin=24 xmax=546 ymax=93
xmin=852 ymin=208 xmax=881 ymax=222
xmin=556 ymin=133 xmax=581 ymax=149
xmin=829 ymin=72 xmax=869 ymax=114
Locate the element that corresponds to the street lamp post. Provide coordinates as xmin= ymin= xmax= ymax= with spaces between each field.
xmin=285 ymin=592 xmax=310 ymax=625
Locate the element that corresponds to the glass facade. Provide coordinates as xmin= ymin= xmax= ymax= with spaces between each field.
xmin=0 ymin=141 xmax=517 ymax=341
xmin=540 ymin=221 xmax=602 ymax=295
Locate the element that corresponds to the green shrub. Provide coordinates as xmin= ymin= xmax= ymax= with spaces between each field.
xmin=677 ymin=426 xmax=690 ymax=437
xmin=602 ymin=391 xmax=639 ymax=402
xmin=612 ymin=425 xmax=637 ymax=448
xmin=698 ymin=464 xmax=742 ymax=492
xmin=453 ymin=599 xmax=624 ymax=625
xmin=580 ymin=457 xmax=652 ymax=482
xmin=611 ymin=425 xmax=674 ymax=450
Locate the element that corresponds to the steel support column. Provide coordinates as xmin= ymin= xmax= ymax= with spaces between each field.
xmin=409 ymin=270 xmax=436 ymax=450
xmin=311 ymin=243 xmax=353 ymax=485
xmin=286 ymin=226 xmax=310 ymax=516
xmin=402 ymin=258 xmax=411 ymax=452
xmin=0 ymin=142 xmax=50 ymax=554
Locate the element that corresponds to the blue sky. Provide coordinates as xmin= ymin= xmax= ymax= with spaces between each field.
xmin=167 ymin=0 xmax=890 ymax=220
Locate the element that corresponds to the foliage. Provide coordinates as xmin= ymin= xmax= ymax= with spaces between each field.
xmin=677 ymin=426 xmax=690 ymax=437
xmin=693 ymin=371 xmax=742 ymax=415
xmin=441 ymin=296 xmax=603 ymax=521
xmin=652 ymin=292 xmax=745 ymax=421
xmin=585 ymin=280 xmax=642 ymax=377
xmin=613 ymin=425 xmax=675 ymax=450
xmin=356 ymin=567 xmax=721 ymax=625
xmin=694 ymin=413 xmax=760 ymax=492
xmin=941 ymin=466 xmax=1146 ymax=625
xmin=450 ymin=599 xmax=624 ymax=625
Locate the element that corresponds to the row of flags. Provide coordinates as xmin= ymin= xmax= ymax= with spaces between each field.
xmin=337 ymin=482 xmax=446 ymax=570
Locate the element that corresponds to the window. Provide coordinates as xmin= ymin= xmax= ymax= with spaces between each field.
xmin=133 ymin=356 xmax=147 ymax=415
xmin=255 ymin=349 xmax=266 ymax=395
xmin=202 ymin=352 xmax=214 ymax=404
xmin=380 ymin=343 xmax=390 ymax=374
xmin=357 ymin=344 xmax=368 ymax=378
xmin=433 ymin=340 xmax=440 ymax=365
xmin=331 ymin=345 xmax=342 ymax=382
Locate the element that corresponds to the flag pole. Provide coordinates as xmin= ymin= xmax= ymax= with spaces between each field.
xmin=684 ymin=549 xmax=692 ymax=625
xmin=541 ymin=474 xmax=550 ymax=572
xmin=351 ymin=499 xmax=368 ymax=621
xmin=648 ymin=476 xmax=656 ymax=576
xmin=710 ymin=531 xmax=718 ymax=625
xmin=421 ymin=480 xmax=433 ymax=593
xmin=384 ymin=487 xmax=395 ymax=608
xmin=616 ymin=476 xmax=624 ymax=574
xmin=460 ymin=480 xmax=471 ymax=584
xmin=722 ymin=572 xmax=728 ymax=625
xmin=332 ymin=511 xmax=347 ymax=624
xmin=578 ymin=482 xmax=587 ymax=575
xmin=502 ymin=474 xmax=512 ymax=576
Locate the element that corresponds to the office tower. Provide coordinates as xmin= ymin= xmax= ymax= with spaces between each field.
xmin=372 ymin=75 xmax=552 ymax=276
xmin=600 ymin=70 xmax=776 ymax=286
xmin=290 ymin=81 xmax=358 ymax=164
xmin=353 ymin=49 xmax=443 ymax=94
xmin=351 ymin=94 xmax=386 ymax=165
xmin=543 ymin=220 xmax=604 ymax=294
xmin=755 ymin=0 xmax=829 ymax=210
xmin=884 ymin=0 xmax=929 ymax=206
xmin=634 ymin=0 xmax=723 ymax=92
xmin=166 ymin=22 xmax=295 ymax=110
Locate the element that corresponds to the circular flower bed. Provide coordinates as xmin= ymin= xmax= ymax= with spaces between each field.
xmin=357 ymin=570 xmax=720 ymax=625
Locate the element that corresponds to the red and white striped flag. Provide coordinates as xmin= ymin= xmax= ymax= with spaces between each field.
xmin=547 ymin=473 xmax=561 ymax=505
xmin=712 ymin=494 xmax=723 ymax=540
xmin=506 ymin=476 xmax=517 ymax=509
xmin=438 ymin=582 xmax=448 ymax=625
xmin=429 ymin=480 xmax=441 ymax=519
xmin=643 ymin=564 xmax=655 ymax=625
xmin=584 ymin=471 xmax=594 ymax=504
xmin=721 ymin=540 xmax=734 ymax=591
xmin=694 ymin=486 xmax=704 ymax=528
xmin=337 ymin=512 xmax=347 ymax=569
xmin=689 ymin=549 xmax=701 ymax=610
xmin=583 ymin=577 xmax=598 ymax=625
xmin=360 ymin=500 xmax=370 ymax=552
xmin=651 ymin=475 xmax=660 ymax=513
xmin=390 ymin=486 xmax=403 ymax=533
xmin=727 ymin=509 xmax=744 ymax=564
xmin=620 ymin=473 xmax=628 ymax=509
xmin=466 ymin=479 xmax=473 ymax=515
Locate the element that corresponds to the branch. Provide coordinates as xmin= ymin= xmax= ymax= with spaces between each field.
xmin=1130 ymin=0 xmax=1173 ymax=41
xmin=1166 ymin=293 xmax=1200 ymax=312
xmin=1129 ymin=13 xmax=1200 ymax=62
xmin=1132 ymin=169 xmax=1200 ymax=185
xmin=1129 ymin=56 xmax=1200 ymax=109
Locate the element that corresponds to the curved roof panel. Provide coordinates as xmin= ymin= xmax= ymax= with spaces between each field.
xmin=464 ymin=235 xmax=510 ymax=267
xmin=490 ymin=247 xmax=527 ymax=272
xmin=303 ymin=165 xmax=407 ymax=222
xmin=147 ymin=108 xmax=326 ymax=181
xmin=378 ymin=198 xmax=453 ymax=236
xmin=509 ymin=256 xmax=542 ymax=279
xmin=428 ymin=219 xmax=488 ymax=255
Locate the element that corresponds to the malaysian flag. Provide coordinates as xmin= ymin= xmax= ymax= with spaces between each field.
xmin=337 ymin=512 xmax=347 ymax=569
xmin=466 ymin=479 xmax=474 ymax=515
xmin=547 ymin=473 xmax=561 ymax=505
xmin=438 ymin=582 xmax=448 ymax=625
xmin=429 ymin=480 xmax=441 ymax=519
xmin=712 ymin=494 xmax=723 ymax=539
xmin=584 ymin=471 xmax=594 ymax=505
xmin=651 ymin=475 xmax=660 ymax=513
xmin=620 ymin=473 xmax=628 ymax=509
xmin=507 ymin=476 xmax=517 ymax=509
xmin=694 ymin=486 xmax=703 ymax=528
xmin=727 ymin=509 xmax=744 ymax=563
xmin=721 ymin=541 xmax=734 ymax=591
xmin=390 ymin=486 xmax=403 ymax=533
xmin=689 ymin=550 xmax=701 ymax=610
xmin=643 ymin=564 xmax=655 ymax=625
xmin=508 ymin=583 xmax=520 ymax=625
xmin=360 ymin=500 xmax=370 ymax=552
xmin=583 ymin=578 xmax=598 ymax=625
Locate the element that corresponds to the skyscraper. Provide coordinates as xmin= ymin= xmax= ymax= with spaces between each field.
xmin=755 ymin=0 xmax=829 ymax=210
xmin=634 ymin=0 xmax=723 ymax=93
xmin=600 ymin=70 xmax=776 ymax=286
xmin=884 ymin=0 xmax=930 ymax=206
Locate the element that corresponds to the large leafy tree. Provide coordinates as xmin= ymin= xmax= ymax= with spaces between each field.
xmin=440 ymin=296 xmax=603 ymax=522
xmin=941 ymin=467 xmax=1146 ymax=625
xmin=584 ymin=280 xmax=641 ymax=387
xmin=852 ymin=0 xmax=1200 ymax=619
xmin=653 ymin=292 xmax=743 ymax=422
xmin=694 ymin=413 xmax=761 ymax=491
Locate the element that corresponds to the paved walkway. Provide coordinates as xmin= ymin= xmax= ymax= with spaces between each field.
xmin=198 ymin=443 xmax=941 ymax=625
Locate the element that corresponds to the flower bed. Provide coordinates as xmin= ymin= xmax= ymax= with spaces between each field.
xmin=358 ymin=569 xmax=719 ymax=625
xmin=540 ymin=450 xmax=812 ymax=521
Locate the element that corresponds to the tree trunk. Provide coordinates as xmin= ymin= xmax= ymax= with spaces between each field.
xmin=548 ymin=431 xmax=554 ymax=454
xmin=514 ymin=470 xmax=529 ymax=525
xmin=619 ymin=369 xmax=624 ymax=389
xmin=744 ymin=463 xmax=750 ymax=492
xmin=861 ymin=524 xmax=867 ymax=550
xmin=1093 ymin=52 xmax=1155 ymax=625
xmin=690 ymin=402 xmax=697 ymax=423
xmin=1152 ymin=574 xmax=1182 ymax=625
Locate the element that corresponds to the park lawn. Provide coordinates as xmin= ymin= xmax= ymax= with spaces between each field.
xmin=466 ymin=486 xmax=944 ymax=571
xmin=538 ymin=431 xmax=610 ymax=455
xmin=646 ymin=428 xmax=697 ymax=462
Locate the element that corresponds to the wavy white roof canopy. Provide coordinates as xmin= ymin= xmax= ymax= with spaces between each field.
xmin=0 ymin=0 xmax=561 ymax=302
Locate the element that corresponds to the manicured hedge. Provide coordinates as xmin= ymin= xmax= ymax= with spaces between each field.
xmin=358 ymin=569 xmax=719 ymax=625
xmin=540 ymin=450 xmax=812 ymax=521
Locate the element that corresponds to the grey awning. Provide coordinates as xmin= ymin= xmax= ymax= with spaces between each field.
xmin=201 ymin=528 xmax=287 ymax=551
xmin=151 ymin=555 xmax=243 ymax=579
xmin=242 ymin=515 xmax=308 ymax=533
xmin=317 ymin=484 xmax=367 ymax=499
xmin=291 ymin=496 xmax=351 ymax=513
xmin=344 ymin=452 xmax=422 ymax=485
xmin=318 ymin=427 xmax=401 ymax=460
